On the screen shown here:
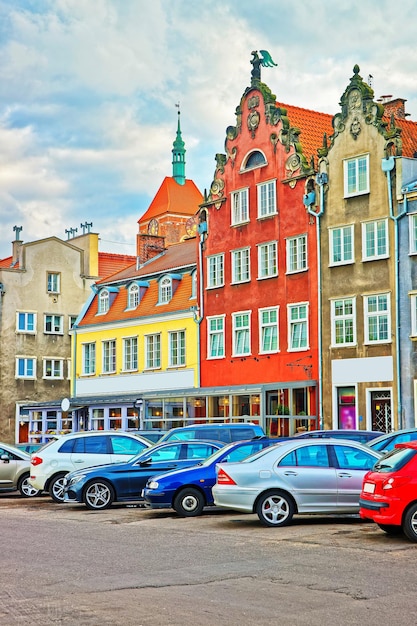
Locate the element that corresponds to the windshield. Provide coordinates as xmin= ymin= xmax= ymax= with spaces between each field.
xmin=373 ymin=447 xmax=417 ymax=472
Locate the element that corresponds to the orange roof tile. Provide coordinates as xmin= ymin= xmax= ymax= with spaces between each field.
xmin=139 ymin=177 xmax=203 ymax=224
xmin=98 ymin=252 xmax=136 ymax=279
xmin=276 ymin=102 xmax=334 ymax=163
xmin=0 ymin=256 xmax=16 ymax=269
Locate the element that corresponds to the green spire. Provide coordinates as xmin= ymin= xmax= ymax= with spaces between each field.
xmin=172 ymin=108 xmax=186 ymax=185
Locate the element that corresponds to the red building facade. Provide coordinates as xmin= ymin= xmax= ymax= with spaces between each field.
xmin=198 ymin=52 xmax=333 ymax=436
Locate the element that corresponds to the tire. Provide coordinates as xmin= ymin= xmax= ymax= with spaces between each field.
xmin=173 ymin=488 xmax=205 ymax=517
xmin=377 ymin=523 xmax=403 ymax=536
xmin=256 ymin=490 xmax=295 ymax=527
xmin=403 ymin=503 xmax=417 ymax=542
xmin=83 ymin=480 xmax=115 ymax=510
xmin=18 ymin=474 xmax=41 ymax=498
xmin=49 ymin=474 xmax=68 ymax=503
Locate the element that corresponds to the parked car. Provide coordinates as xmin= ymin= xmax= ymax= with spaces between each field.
xmin=136 ymin=429 xmax=166 ymax=444
xmin=29 ymin=431 xmax=152 ymax=503
xmin=15 ymin=442 xmax=44 ymax=455
xmin=143 ymin=438 xmax=278 ymax=516
xmin=212 ymin=438 xmax=381 ymax=527
xmin=63 ymin=440 xmax=223 ymax=510
xmin=367 ymin=428 xmax=417 ymax=453
xmin=359 ymin=441 xmax=417 ymax=541
xmin=296 ymin=429 xmax=384 ymax=444
xmin=0 ymin=442 xmax=41 ymax=497
xmin=157 ymin=423 xmax=265 ymax=444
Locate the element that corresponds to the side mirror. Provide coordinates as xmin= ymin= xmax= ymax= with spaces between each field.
xmin=0 ymin=454 xmax=10 ymax=463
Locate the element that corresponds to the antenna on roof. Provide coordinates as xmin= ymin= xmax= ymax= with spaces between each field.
xmin=367 ymin=74 xmax=373 ymax=88
xmin=13 ymin=225 xmax=23 ymax=241
xmin=80 ymin=221 xmax=93 ymax=234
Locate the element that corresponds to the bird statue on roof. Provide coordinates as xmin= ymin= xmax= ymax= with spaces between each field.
xmin=250 ymin=50 xmax=278 ymax=81
xmin=259 ymin=50 xmax=278 ymax=67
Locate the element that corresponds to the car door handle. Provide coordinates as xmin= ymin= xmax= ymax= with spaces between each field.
xmin=283 ymin=471 xmax=298 ymax=476
xmin=338 ymin=472 xmax=352 ymax=478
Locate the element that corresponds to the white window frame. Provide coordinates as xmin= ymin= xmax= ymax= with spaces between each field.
xmin=207 ymin=315 xmax=225 ymax=359
xmin=362 ymin=219 xmax=389 ymax=261
xmin=343 ymin=154 xmax=370 ymax=197
xmin=232 ymin=311 xmax=251 ymax=357
xmin=207 ymin=254 xmax=224 ymax=288
xmin=329 ymin=225 xmax=354 ymax=265
xmin=82 ymin=342 xmax=96 ymax=375
xmin=44 ymin=314 xmax=64 ymax=334
xmin=43 ymin=358 xmax=64 ymax=379
xmin=231 ymin=188 xmax=249 ymax=225
xmin=15 ymin=357 xmax=36 ymax=379
xmin=168 ymin=330 xmax=186 ymax=367
xmin=47 ymin=272 xmax=60 ymax=294
xmin=127 ymin=284 xmax=139 ymax=309
xmin=145 ymin=334 xmax=161 ymax=369
xmin=16 ymin=311 xmax=36 ymax=334
xmin=98 ymin=289 xmax=109 ymax=314
xmin=123 ymin=336 xmax=138 ymax=371
xmin=259 ymin=307 xmax=279 ymax=354
xmin=409 ymin=214 xmax=417 ymax=255
xmin=411 ymin=293 xmax=417 ymax=337
xmin=231 ymin=247 xmax=250 ymax=284
xmin=190 ymin=270 xmax=197 ymax=299
xmin=257 ymin=180 xmax=277 ymax=218
xmin=364 ymin=293 xmax=391 ymax=344
xmin=102 ymin=339 xmax=116 ymax=374
xmin=331 ymin=297 xmax=357 ymax=347
xmin=258 ymin=241 xmax=278 ymax=279
xmin=287 ymin=303 xmax=309 ymax=351
xmin=286 ymin=235 xmax=307 ymax=273
xmin=69 ymin=315 xmax=78 ymax=330
xmin=159 ymin=276 xmax=172 ymax=304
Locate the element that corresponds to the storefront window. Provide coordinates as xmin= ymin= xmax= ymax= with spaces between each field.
xmin=92 ymin=408 xmax=104 ymax=430
xmin=109 ymin=407 xmax=122 ymax=430
xmin=127 ymin=407 xmax=139 ymax=430
xmin=338 ymin=387 xmax=356 ymax=429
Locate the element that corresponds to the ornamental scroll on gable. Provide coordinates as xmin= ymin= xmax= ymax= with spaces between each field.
xmin=203 ymin=51 xmax=313 ymax=206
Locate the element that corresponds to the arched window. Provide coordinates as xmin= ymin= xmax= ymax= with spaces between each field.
xmin=98 ymin=289 xmax=109 ymax=314
xmin=243 ymin=150 xmax=267 ymax=170
xmin=191 ymin=270 xmax=197 ymax=299
xmin=127 ymin=283 xmax=139 ymax=309
xmin=159 ymin=276 xmax=172 ymax=303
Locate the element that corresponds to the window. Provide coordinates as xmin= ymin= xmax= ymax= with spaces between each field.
xmin=123 ymin=337 xmax=138 ymax=371
xmin=362 ymin=219 xmax=388 ymax=260
xmin=44 ymin=314 xmax=63 ymax=334
xmin=287 ymin=235 xmax=307 ymax=273
xmin=47 ymin=272 xmax=60 ymax=293
xmin=232 ymin=311 xmax=251 ymax=356
xmin=82 ymin=343 xmax=96 ymax=375
xmin=258 ymin=241 xmax=277 ymax=278
xmin=207 ymin=316 xmax=225 ymax=359
xmin=98 ymin=289 xmax=109 ymax=314
xmin=288 ymin=303 xmax=308 ymax=350
xmin=16 ymin=357 xmax=36 ymax=379
xmin=331 ymin=297 xmax=356 ymax=346
xmin=159 ymin=277 xmax=172 ymax=303
xmin=329 ymin=225 xmax=354 ymax=265
xmin=344 ymin=154 xmax=369 ymax=196
xmin=231 ymin=248 xmax=250 ymax=283
xmin=145 ymin=334 xmax=161 ymax=369
xmin=231 ymin=188 xmax=249 ymax=225
xmin=207 ymin=254 xmax=224 ymax=288
xmin=364 ymin=293 xmax=390 ymax=343
xmin=409 ymin=214 xmax=417 ymax=254
xmin=102 ymin=340 xmax=116 ymax=373
xmin=43 ymin=359 xmax=64 ymax=379
xmin=169 ymin=330 xmax=185 ymax=367
xmin=191 ymin=270 xmax=197 ymax=299
xmin=127 ymin=284 xmax=139 ymax=309
xmin=16 ymin=312 xmax=36 ymax=333
xmin=411 ymin=294 xmax=417 ymax=336
xmin=257 ymin=180 xmax=276 ymax=217
xmin=259 ymin=307 xmax=279 ymax=353
xmin=243 ymin=150 xmax=266 ymax=169
xmin=69 ymin=316 xmax=77 ymax=330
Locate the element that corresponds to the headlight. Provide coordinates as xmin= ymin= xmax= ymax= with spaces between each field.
xmin=147 ymin=480 xmax=159 ymax=490
xmin=68 ymin=475 xmax=86 ymax=486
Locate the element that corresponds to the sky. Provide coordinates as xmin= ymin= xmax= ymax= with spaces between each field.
xmin=1 ymin=0 xmax=417 ymax=260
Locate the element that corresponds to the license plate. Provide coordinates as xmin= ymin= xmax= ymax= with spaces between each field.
xmin=363 ymin=482 xmax=375 ymax=494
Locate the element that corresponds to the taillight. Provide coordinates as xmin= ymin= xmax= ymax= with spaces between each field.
xmin=382 ymin=475 xmax=411 ymax=490
xmin=31 ymin=456 xmax=43 ymax=466
xmin=217 ymin=468 xmax=236 ymax=485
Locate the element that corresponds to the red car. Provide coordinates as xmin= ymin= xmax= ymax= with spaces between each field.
xmin=359 ymin=441 xmax=417 ymax=541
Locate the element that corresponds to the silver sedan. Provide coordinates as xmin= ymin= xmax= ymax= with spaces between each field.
xmin=212 ymin=438 xmax=381 ymax=527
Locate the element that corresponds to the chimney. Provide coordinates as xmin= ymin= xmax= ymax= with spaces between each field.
xmin=136 ymin=233 xmax=166 ymax=268
xmin=379 ymin=96 xmax=408 ymax=120
xmin=12 ymin=239 xmax=24 ymax=268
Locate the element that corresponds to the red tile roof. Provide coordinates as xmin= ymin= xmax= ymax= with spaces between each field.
xmin=276 ymin=101 xmax=334 ymax=163
xmin=139 ymin=177 xmax=203 ymax=224
xmin=0 ymin=256 xmax=15 ymax=268
xmin=98 ymin=252 xmax=136 ymax=279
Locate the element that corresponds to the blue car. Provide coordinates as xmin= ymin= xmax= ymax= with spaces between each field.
xmin=63 ymin=440 xmax=223 ymax=510
xmin=142 ymin=438 xmax=278 ymax=517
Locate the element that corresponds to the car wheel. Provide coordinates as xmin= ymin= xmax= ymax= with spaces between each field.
xmin=377 ymin=523 xmax=403 ymax=536
xmin=18 ymin=474 xmax=41 ymax=498
xmin=173 ymin=488 xmax=205 ymax=517
xmin=403 ymin=503 xmax=417 ymax=542
xmin=256 ymin=490 xmax=295 ymax=527
xmin=49 ymin=474 xmax=68 ymax=503
xmin=83 ymin=480 xmax=115 ymax=510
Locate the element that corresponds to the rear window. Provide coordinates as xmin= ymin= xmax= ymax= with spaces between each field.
xmin=373 ymin=447 xmax=417 ymax=472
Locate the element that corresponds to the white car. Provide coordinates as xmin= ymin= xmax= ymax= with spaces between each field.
xmin=29 ymin=431 xmax=152 ymax=502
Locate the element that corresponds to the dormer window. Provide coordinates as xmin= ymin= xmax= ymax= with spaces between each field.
xmin=159 ymin=276 xmax=172 ymax=303
xmin=241 ymin=150 xmax=267 ymax=172
xmin=127 ymin=283 xmax=139 ymax=309
xmin=98 ymin=289 xmax=109 ymax=314
xmin=191 ymin=270 xmax=197 ymax=299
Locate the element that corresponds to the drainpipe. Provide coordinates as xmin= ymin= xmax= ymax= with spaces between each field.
xmin=305 ymin=172 xmax=327 ymax=430
xmin=192 ymin=228 xmax=206 ymax=388
xmin=382 ymin=156 xmax=406 ymax=430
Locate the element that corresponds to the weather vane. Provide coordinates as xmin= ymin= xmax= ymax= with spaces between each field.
xmin=250 ymin=50 xmax=278 ymax=83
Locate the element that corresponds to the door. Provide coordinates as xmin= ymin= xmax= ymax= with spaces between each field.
xmin=333 ymin=444 xmax=378 ymax=509
xmin=371 ymin=391 xmax=391 ymax=432
xmin=70 ymin=435 xmax=112 ymax=471
xmin=0 ymin=448 xmax=19 ymax=489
